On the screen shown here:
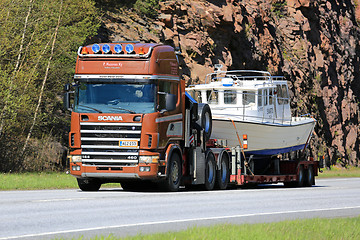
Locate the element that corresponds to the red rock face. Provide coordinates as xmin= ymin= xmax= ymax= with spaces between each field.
xmin=356 ymin=0 xmax=360 ymax=22
xmin=100 ymin=0 xmax=359 ymax=166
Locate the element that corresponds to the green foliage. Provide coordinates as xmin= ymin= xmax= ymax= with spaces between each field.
xmin=0 ymin=172 xmax=120 ymax=190
xmin=271 ymin=1 xmax=287 ymax=18
xmin=133 ymin=0 xmax=160 ymax=18
xmin=72 ymin=217 xmax=360 ymax=240
xmin=319 ymin=166 xmax=360 ymax=178
xmin=0 ymin=0 xmax=100 ymax=172
xmin=0 ymin=172 xmax=76 ymax=190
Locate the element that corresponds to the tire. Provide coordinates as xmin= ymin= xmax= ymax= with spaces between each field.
xmin=204 ymin=150 xmax=216 ymax=190
xmin=215 ymin=153 xmax=230 ymax=190
xmin=163 ymin=153 xmax=182 ymax=192
xmin=77 ymin=178 xmax=101 ymax=191
xmin=197 ymin=103 xmax=212 ymax=142
xmin=297 ymin=165 xmax=305 ymax=187
xmin=305 ymin=165 xmax=314 ymax=187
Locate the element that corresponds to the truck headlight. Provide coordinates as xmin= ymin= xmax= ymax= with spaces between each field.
xmin=70 ymin=155 xmax=82 ymax=163
xmin=139 ymin=156 xmax=159 ymax=164
xmin=72 ymin=165 xmax=81 ymax=171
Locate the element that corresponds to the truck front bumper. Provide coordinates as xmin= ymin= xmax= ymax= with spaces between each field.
xmin=70 ymin=162 xmax=160 ymax=180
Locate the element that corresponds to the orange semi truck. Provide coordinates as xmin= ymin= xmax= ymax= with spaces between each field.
xmin=64 ymin=42 xmax=319 ymax=191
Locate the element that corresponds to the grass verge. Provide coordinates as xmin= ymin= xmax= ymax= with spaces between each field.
xmin=73 ymin=216 xmax=360 ymax=240
xmin=317 ymin=166 xmax=360 ymax=178
xmin=0 ymin=172 xmax=120 ymax=190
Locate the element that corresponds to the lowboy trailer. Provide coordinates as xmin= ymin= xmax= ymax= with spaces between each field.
xmin=64 ymin=42 xmax=319 ymax=191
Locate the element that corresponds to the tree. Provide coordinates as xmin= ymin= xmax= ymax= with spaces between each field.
xmin=0 ymin=0 xmax=99 ymax=172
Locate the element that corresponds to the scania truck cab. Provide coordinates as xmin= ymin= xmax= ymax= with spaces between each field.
xmin=65 ymin=42 xmax=193 ymax=191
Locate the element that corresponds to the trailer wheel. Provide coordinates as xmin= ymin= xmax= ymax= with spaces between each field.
xmin=163 ymin=153 xmax=182 ymax=192
xmin=297 ymin=165 xmax=305 ymax=187
xmin=305 ymin=165 xmax=314 ymax=187
xmin=197 ymin=103 xmax=212 ymax=142
xmin=204 ymin=150 xmax=216 ymax=190
xmin=215 ymin=153 xmax=229 ymax=190
xmin=77 ymin=178 xmax=101 ymax=191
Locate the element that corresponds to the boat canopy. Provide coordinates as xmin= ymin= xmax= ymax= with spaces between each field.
xmin=186 ymin=69 xmax=292 ymax=124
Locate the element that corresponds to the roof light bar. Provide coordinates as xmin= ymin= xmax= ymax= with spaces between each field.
xmin=125 ymin=44 xmax=134 ymax=54
xmin=91 ymin=44 xmax=100 ymax=53
xmin=102 ymin=44 xmax=111 ymax=53
xmin=114 ymin=44 xmax=122 ymax=53
xmin=81 ymin=46 xmax=89 ymax=55
xmin=77 ymin=46 xmax=155 ymax=58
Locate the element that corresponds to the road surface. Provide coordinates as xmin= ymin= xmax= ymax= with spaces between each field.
xmin=1 ymin=178 xmax=360 ymax=239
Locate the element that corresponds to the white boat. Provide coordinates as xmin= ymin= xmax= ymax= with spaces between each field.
xmin=186 ymin=66 xmax=316 ymax=157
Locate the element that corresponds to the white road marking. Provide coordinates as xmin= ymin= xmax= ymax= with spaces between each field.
xmin=31 ymin=197 xmax=94 ymax=202
xmin=2 ymin=205 xmax=360 ymax=239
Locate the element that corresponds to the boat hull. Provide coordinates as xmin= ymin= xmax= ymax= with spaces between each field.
xmin=211 ymin=118 xmax=316 ymax=156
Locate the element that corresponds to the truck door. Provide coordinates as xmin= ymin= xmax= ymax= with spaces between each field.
xmin=157 ymin=80 xmax=182 ymax=148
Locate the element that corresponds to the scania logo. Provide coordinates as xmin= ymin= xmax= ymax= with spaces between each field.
xmin=98 ymin=116 xmax=123 ymax=121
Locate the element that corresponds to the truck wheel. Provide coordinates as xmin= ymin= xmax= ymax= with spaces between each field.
xmin=163 ymin=153 xmax=182 ymax=192
xmin=305 ymin=165 xmax=314 ymax=187
xmin=77 ymin=178 xmax=101 ymax=191
xmin=204 ymin=150 xmax=216 ymax=190
xmin=197 ymin=103 xmax=212 ymax=142
xmin=297 ymin=165 xmax=305 ymax=187
xmin=215 ymin=154 xmax=229 ymax=190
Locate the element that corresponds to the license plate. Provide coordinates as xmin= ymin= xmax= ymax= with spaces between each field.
xmin=119 ymin=140 xmax=138 ymax=147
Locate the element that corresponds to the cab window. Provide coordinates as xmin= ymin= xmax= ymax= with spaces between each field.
xmin=277 ymin=84 xmax=289 ymax=105
xmin=206 ymin=90 xmax=218 ymax=104
xmin=243 ymin=91 xmax=255 ymax=105
xmin=224 ymin=90 xmax=236 ymax=104
xmin=190 ymin=90 xmax=202 ymax=103
xmin=282 ymin=85 xmax=289 ymax=104
xmin=269 ymin=89 xmax=273 ymax=105
xmin=257 ymin=89 xmax=262 ymax=106
xmin=264 ymin=89 xmax=268 ymax=106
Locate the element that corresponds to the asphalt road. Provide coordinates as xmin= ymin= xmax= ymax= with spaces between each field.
xmin=1 ymin=178 xmax=360 ymax=239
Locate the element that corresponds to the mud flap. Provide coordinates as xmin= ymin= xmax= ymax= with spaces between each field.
xmin=191 ymin=146 xmax=205 ymax=185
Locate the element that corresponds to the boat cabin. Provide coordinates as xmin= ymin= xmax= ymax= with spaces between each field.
xmin=187 ymin=70 xmax=292 ymax=123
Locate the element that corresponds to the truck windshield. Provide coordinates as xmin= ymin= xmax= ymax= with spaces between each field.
xmin=74 ymin=82 xmax=156 ymax=114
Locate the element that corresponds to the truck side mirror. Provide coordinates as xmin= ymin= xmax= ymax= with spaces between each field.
xmin=63 ymin=91 xmax=73 ymax=112
xmin=166 ymin=93 xmax=177 ymax=112
xmin=64 ymin=83 xmax=71 ymax=91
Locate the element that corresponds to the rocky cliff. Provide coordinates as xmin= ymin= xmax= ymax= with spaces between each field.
xmin=97 ymin=0 xmax=360 ymax=166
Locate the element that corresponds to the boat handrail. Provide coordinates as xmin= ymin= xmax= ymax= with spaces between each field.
xmin=214 ymin=70 xmax=271 ymax=75
xmin=205 ymin=70 xmax=272 ymax=84
xmin=271 ymin=76 xmax=286 ymax=81
xmin=212 ymin=112 xmax=294 ymax=125
xmin=211 ymin=110 xmax=314 ymax=126
xmin=205 ymin=71 xmax=286 ymax=84
xmin=300 ymin=113 xmax=311 ymax=117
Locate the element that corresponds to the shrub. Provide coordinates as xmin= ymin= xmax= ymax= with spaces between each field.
xmin=133 ymin=0 xmax=160 ymax=18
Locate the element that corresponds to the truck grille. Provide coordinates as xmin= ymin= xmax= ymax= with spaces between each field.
xmin=80 ymin=122 xmax=141 ymax=166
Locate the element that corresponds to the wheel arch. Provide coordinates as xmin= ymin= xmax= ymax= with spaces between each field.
xmin=164 ymin=143 xmax=182 ymax=176
xmin=216 ymin=149 xmax=230 ymax=170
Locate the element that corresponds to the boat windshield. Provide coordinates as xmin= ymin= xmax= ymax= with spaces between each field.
xmin=74 ymin=81 xmax=156 ymax=114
